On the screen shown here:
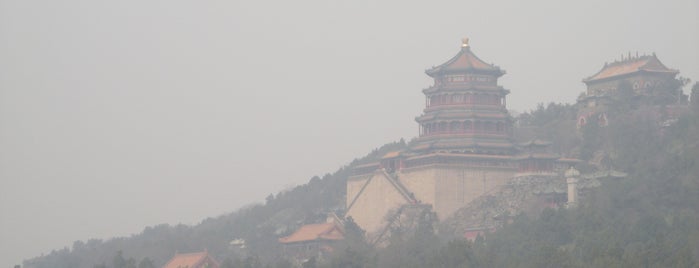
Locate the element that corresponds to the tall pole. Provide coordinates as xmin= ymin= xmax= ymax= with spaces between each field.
xmin=566 ymin=167 xmax=580 ymax=208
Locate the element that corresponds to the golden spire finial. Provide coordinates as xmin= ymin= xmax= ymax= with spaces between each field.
xmin=461 ymin=37 xmax=470 ymax=48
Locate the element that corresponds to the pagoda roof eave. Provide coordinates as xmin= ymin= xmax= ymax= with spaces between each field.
xmin=405 ymin=152 xmax=514 ymax=162
xmin=582 ymin=55 xmax=679 ymax=84
xmin=353 ymin=162 xmax=380 ymax=169
xmin=425 ymin=46 xmax=504 ymax=77
xmin=415 ymin=112 xmax=509 ymax=122
xmin=426 ymin=68 xmax=506 ymax=78
xmin=513 ymin=153 xmax=560 ymax=160
xmin=278 ymin=223 xmax=344 ymax=244
xmin=414 ymin=134 xmax=513 ymax=142
xmin=410 ymin=139 xmax=516 ymax=151
xmin=556 ymin=158 xmax=584 ymax=164
xmin=583 ymin=69 xmax=679 ymax=84
xmin=381 ymin=151 xmax=403 ymax=159
xmin=422 ymin=85 xmax=508 ymax=94
xmin=517 ymin=139 xmax=553 ymax=147
xmin=578 ymin=94 xmax=613 ymax=101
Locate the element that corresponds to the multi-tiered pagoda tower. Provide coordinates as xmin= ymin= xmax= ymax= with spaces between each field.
xmin=412 ymin=38 xmax=515 ymax=155
xmin=346 ymin=39 xmax=524 ymax=235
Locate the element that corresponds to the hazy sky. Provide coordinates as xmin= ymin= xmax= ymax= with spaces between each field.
xmin=1 ymin=0 xmax=697 ymax=266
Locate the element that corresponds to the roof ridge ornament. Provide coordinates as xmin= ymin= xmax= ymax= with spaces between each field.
xmin=461 ymin=37 xmax=470 ymax=48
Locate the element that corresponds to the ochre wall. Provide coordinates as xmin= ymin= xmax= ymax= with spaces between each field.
xmin=431 ymin=165 xmax=514 ymax=219
xmin=346 ymin=174 xmax=371 ymax=212
xmin=398 ymin=167 xmax=436 ymax=209
xmin=346 ymin=172 xmax=410 ymax=233
xmin=586 ymin=73 xmax=669 ymax=96
xmin=347 ymin=165 xmax=516 ymax=233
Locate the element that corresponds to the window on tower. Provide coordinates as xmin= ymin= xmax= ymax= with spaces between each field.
xmin=450 ymin=121 xmax=460 ymax=133
xmin=446 ymin=75 xmax=465 ymax=83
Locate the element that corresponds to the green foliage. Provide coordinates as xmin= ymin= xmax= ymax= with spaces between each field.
xmin=373 ymin=210 xmax=440 ymax=268
xmin=609 ymin=80 xmax=637 ymax=114
xmin=475 ymin=107 xmax=699 ymax=267
xmin=301 ymin=257 xmax=317 ymax=268
xmin=515 ymin=102 xmax=579 ymax=154
xmin=137 ymin=258 xmax=155 ymax=268
xmin=579 ymin=115 xmax=603 ymax=160
xmin=425 ymin=240 xmax=478 ymax=268
xmin=323 ymin=246 xmax=376 ymax=268
xmin=342 ymin=217 xmax=366 ymax=247
xmin=611 ymin=77 xmax=689 ymax=108
xmin=323 ymin=217 xmax=376 ymax=268
xmin=691 ymin=82 xmax=699 ymax=113
xmin=518 ymin=103 xmax=577 ymax=127
xmin=350 ymin=140 xmax=407 ymax=166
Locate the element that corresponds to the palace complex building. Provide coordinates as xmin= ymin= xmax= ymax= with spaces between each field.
xmin=577 ymin=53 xmax=681 ymax=126
xmin=345 ymin=39 xmax=563 ymax=235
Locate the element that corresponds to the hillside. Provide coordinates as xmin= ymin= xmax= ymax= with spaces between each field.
xmin=22 ymin=142 xmax=407 ymax=268
xmin=23 ymin=85 xmax=699 ymax=268
xmin=326 ymin=100 xmax=699 ymax=268
xmin=463 ymin=107 xmax=699 ymax=267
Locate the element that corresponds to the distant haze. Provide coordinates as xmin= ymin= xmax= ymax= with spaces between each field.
xmin=1 ymin=0 xmax=697 ymax=266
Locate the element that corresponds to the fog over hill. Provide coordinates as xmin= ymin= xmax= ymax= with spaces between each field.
xmin=1 ymin=0 xmax=698 ymax=266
